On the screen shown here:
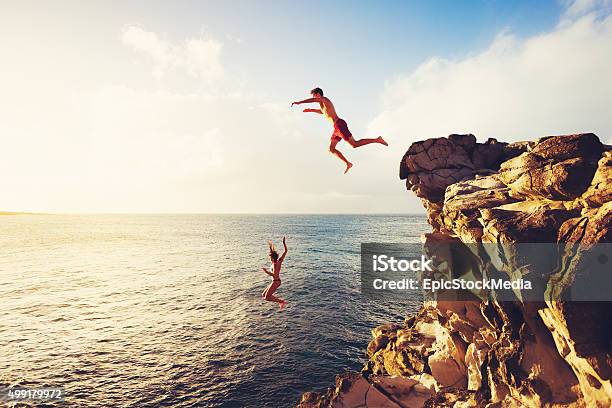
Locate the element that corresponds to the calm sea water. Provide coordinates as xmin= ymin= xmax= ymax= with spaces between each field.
xmin=0 ymin=214 xmax=429 ymax=408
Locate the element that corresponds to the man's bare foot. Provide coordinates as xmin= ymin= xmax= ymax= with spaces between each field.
xmin=378 ymin=137 xmax=388 ymax=146
xmin=344 ymin=162 xmax=353 ymax=174
xmin=279 ymin=301 xmax=287 ymax=310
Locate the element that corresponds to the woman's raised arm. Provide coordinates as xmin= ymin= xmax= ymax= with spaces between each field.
xmin=279 ymin=237 xmax=288 ymax=262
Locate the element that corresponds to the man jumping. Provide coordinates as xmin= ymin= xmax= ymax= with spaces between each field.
xmin=291 ymin=87 xmax=388 ymax=174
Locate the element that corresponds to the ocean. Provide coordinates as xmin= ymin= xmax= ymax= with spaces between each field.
xmin=0 ymin=214 xmax=429 ymax=407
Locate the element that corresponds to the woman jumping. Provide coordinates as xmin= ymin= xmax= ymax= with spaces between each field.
xmin=261 ymin=237 xmax=288 ymax=310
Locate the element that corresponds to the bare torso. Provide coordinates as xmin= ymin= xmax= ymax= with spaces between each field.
xmin=318 ymin=97 xmax=339 ymax=124
xmin=271 ymin=261 xmax=282 ymax=280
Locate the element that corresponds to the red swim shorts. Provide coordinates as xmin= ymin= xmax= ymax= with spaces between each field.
xmin=331 ymin=118 xmax=352 ymax=142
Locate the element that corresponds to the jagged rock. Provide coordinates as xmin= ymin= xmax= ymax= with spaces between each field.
xmin=427 ymin=331 xmax=468 ymax=388
xmin=581 ymin=151 xmax=612 ymax=208
xmin=298 ymin=392 xmax=325 ymax=408
xmin=422 ymin=388 xmax=482 ymax=408
xmin=465 ymin=341 xmax=487 ymax=391
xmin=373 ymin=376 xmax=435 ymax=407
xmin=480 ymin=207 xmax=579 ymax=243
xmin=539 ymin=302 xmax=612 ymax=407
xmin=497 ymin=134 xmax=603 ymax=201
xmin=399 ymin=134 xmax=526 ymax=232
xmin=399 ymin=133 xmax=610 ymax=407
xmin=299 ymin=133 xmax=611 ymax=408
xmin=442 ymin=174 xmax=519 ymax=242
xmin=296 ymin=373 xmax=436 ymax=408
xmin=531 ymin=133 xmax=603 ymax=161
xmin=575 ymin=202 xmax=612 ymax=245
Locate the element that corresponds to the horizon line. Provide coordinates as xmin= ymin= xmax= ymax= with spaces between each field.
xmin=1 ymin=211 xmax=426 ymax=216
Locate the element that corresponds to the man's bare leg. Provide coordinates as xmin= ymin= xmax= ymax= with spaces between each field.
xmin=329 ymin=138 xmax=353 ymax=174
xmin=349 ymin=136 xmax=388 ymax=148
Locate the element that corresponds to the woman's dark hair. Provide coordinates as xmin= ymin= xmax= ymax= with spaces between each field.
xmin=269 ymin=241 xmax=279 ymax=262
xmin=310 ymin=87 xmax=323 ymax=96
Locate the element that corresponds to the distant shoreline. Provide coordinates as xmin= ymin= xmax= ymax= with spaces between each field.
xmin=0 ymin=211 xmax=42 ymax=216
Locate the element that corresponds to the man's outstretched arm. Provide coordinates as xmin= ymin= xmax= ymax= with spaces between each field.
xmin=291 ymin=97 xmax=324 ymax=106
xmin=303 ymin=108 xmax=323 ymax=114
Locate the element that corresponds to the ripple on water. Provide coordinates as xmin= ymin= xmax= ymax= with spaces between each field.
xmin=0 ymin=214 xmax=428 ymax=407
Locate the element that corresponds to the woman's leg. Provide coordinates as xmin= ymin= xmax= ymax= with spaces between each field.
xmin=267 ymin=293 xmax=286 ymax=306
xmin=264 ymin=281 xmax=286 ymax=309
xmin=264 ymin=281 xmax=280 ymax=301
xmin=262 ymin=283 xmax=272 ymax=299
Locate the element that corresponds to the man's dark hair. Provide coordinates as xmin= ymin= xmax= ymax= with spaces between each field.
xmin=310 ymin=87 xmax=323 ymax=96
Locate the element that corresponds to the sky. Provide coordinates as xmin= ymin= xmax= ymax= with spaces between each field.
xmin=0 ymin=0 xmax=611 ymax=213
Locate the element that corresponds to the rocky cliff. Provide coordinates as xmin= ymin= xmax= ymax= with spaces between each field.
xmin=298 ymin=133 xmax=611 ymax=408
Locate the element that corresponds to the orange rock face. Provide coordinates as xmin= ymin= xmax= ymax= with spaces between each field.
xmin=299 ymin=133 xmax=611 ymax=408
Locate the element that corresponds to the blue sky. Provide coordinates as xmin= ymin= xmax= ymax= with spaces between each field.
xmin=112 ymin=0 xmax=564 ymax=126
xmin=4 ymin=0 xmax=564 ymax=124
xmin=1 ymin=1 xmax=611 ymax=213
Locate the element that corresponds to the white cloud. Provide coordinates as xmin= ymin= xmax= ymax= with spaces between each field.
xmin=1 ymin=21 xmax=360 ymax=213
xmin=121 ymin=25 xmax=223 ymax=82
xmin=562 ymin=0 xmax=612 ymax=19
xmin=369 ymin=9 xmax=612 ymax=145
xmin=225 ymin=34 xmax=244 ymax=44
xmin=88 ymin=86 xmax=224 ymax=181
xmin=77 ymin=84 xmax=334 ymax=213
